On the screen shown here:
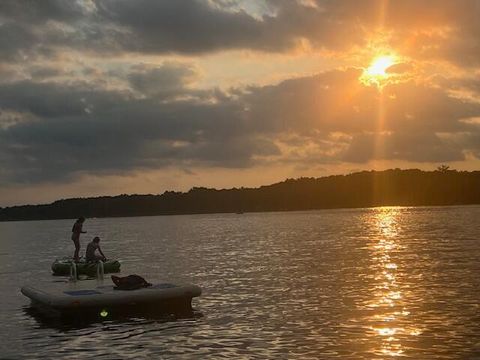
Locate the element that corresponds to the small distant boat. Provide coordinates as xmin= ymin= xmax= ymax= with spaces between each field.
xmin=51 ymin=257 xmax=121 ymax=277
xmin=21 ymin=281 xmax=202 ymax=318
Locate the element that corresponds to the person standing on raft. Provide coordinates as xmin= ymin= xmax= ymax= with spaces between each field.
xmin=86 ymin=236 xmax=107 ymax=263
xmin=71 ymin=217 xmax=86 ymax=262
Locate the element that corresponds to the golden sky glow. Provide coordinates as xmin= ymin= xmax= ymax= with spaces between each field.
xmin=1 ymin=0 xmax=480 ymax=205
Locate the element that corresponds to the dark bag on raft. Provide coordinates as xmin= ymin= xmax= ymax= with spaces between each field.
xmin=111 ymin=275 xmax=152 ymax=290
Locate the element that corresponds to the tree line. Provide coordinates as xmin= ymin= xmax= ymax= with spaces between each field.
xmin=1 ymin=168 xmax=479 ymax=221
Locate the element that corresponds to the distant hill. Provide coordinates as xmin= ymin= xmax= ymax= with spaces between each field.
xmin=1 ymin=168 xmax=480 ymax=221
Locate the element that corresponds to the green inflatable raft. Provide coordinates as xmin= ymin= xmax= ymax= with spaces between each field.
xmin=52 ymin=257 xmax=121 ymax=277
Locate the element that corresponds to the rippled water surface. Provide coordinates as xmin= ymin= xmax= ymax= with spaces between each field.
xmin=1 ymin=206 xmax=480 ymax=359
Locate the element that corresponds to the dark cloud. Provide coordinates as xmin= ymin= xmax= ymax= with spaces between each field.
xmin=1 ymin=66 xmax=480 ymax=185
xmin=94 ymin=0 xmax=374 ymax=54
xmin=1 ymin=0 xmax=480 ymax=66
xmin=342 ymin=132 xmax=465 ymax=163
xmin=0 ymin=0 xmax=88 ymax=60
xmin=29 ymin=66 xmax=64 ymax=80
xmin=0 ymin=22 xmax=38 ymax=61
xmin=0 ymin=0 xmax=86 ymax=23
xmin=244 ymin=69 xmax=480 ymax=135
xmin=0 ymin=0 xmax=367 ymax=60
xmin=0 ymin=81 xmax=120 ymax=118
xmin=0 ymin=64 xmax=277 ymax=183
xmin=97 ymin=0 xmax=266 ymax=53
xmin=94 ymin=0 xmax=480 ymax=65
xmin=128 ymin=62 xmax=199 ymax=97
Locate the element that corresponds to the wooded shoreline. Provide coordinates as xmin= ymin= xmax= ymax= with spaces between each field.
xmin=1 ymin=169 xmax=479 ymax=222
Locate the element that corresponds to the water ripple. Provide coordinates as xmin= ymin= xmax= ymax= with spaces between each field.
xmin=1 ymin=207 xmax=479 ymax=358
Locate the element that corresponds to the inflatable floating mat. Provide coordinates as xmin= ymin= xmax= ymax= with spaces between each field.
xmin=51 ymin=258 xmax=121 ymax=276
xmin=21 ymin=282 xmax=201 ymax=316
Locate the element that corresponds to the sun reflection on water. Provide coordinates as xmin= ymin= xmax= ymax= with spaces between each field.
xmin=366 ymin=207 xmax=422 ymax=357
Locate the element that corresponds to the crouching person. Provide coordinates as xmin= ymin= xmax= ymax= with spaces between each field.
xmin=86 ymin=236 xmax=107 ymax=262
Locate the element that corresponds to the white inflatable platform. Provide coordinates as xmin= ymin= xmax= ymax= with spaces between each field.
xmin=21 ymin=281 xmax=201 ymax=316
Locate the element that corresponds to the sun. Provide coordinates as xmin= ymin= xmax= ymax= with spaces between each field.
xmin=366 ymin=55 xmax=396 ymax=77
xmin=360 ymin=55 xmax=398 ymax=88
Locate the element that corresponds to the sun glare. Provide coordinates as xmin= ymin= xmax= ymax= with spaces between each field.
xmin=360 ymin=55 xmax=398 ymax=88
xmin=367 ymin=56 xmax=396 ymax=76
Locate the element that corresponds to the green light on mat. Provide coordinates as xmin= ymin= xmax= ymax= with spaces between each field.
xmin=100 ymin=309 xmax=109 ymax=318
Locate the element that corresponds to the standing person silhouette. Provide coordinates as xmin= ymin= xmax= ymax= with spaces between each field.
xmin=71 ymin=217 xmax=86 ymax=261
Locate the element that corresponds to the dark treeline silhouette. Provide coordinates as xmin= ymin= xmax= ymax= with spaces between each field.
xmin=1 ymin=168 xmax=480 ymax=221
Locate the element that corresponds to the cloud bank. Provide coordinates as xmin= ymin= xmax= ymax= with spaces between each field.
xmin=1 ymin=0 xmax=480 ymax=204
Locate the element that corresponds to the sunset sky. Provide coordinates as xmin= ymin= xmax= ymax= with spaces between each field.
xmin=1 ymin=0 xmax=480 ymax=206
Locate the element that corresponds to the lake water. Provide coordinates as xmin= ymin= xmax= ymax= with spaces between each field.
xmin=1 ymin=206 xmax=480 ymax=359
